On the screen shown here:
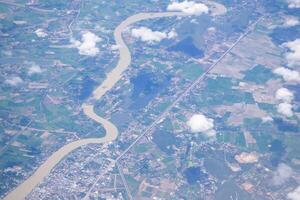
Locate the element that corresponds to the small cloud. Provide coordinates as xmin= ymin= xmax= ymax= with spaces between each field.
xmin=167 ymin=28 xmax=178 ymax=39
xmin=72 ymin=31 xmax=101 ymax=56
xmin=286 ymin=0 xmax=300 ymax=8
xmin=275 ymin=88 xmax=294 ymax=103
xmin=110 ymin=44 xmax=120 ymax=51
xmin=205 ymin=129 xmax=216 ymax=138
xmin=131 ymin=27 xmax=167 ymax=44
xmin=207 ymin=27 xmax=216 ymax=32
xmin=35 ymin=28 xmax=47 ymax=38
xmin=13 ymin=20 xmax=27 ymax=25
xmin=235 ymin=152 xmax=259 ymax=164
xmin=274 ymin=67 xmax=300 ymax=82
xmin=262 ymin=116 xmax=273 ymax=123
xmin=3 ymin=50 xmax=12 ymax=56
xmin=5 ymin=76 xmax=23 ymax=86
xmin=28 ymin=64 xmax=42 ymax=75
xmin=277 ymin=102 xmax=294 ymax=117
xmin=239 ymin=81 xmax=247 ymax=87
xmin=275 ymin=88 xmax=295 ymax=117
xmin=208 ymin=1 xmax=227 ymax=16
xmin=288 ymin=186 xmax=300 ymax=200
xmin=283 ymin=16 xmax=299 ymax=27
xmin=190 ymin=19 xmax=198 ymax=24
xmin=284 ymin=39 xmax=300 ymax=67
xmin=167 ymin=1 xmax=209 ymax=15
xmin=187 ymin=114 xmax=215 ymax=137
xmin=272 ymin=163 xmax=293 ymax=186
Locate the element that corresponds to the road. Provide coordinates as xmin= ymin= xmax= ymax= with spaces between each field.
xmin=4 ymin=7 xmax=262 ymax=200
xmin=115 ymin=16 xmax=263 ymax=162
xmin=0 ymin=0 xmax=54 ymax=13
xmin=3 ymin=11 xmax=191 ymax=200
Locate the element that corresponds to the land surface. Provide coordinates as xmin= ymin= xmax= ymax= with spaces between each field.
xmin=0 ymin=1 xmax=299 ymax=200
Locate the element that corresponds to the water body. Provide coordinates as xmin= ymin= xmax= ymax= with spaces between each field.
xmin=130 ymin=72 xmax=171 ymax=110
xmin=168 ymin=37 xmax=204 ymax=58
xmin=4 ymin=104 xmax=118 ymax=200
xmin=69 ymin=75 xmax=97 ymax=101
xmin=152 ymin=130 xmax=179 ymax=155
xmin=4 ymin=11 xmax=191 ymax=200
xmin=184 ymin=166 xmax=208 ymax=184
xmin=79 ymin=76 xmax=97 ymax=101
xmin=270 ymin=25 xmax=300 ymax=45
xmin=273 ymin=117 xmax=299 ymax=133
xmin=269 ymin=139 xmax=285 ymax=166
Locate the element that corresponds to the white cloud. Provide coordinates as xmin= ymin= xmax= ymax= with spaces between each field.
xmin=13 ymin=20 xmax=27 ymax=25
xmin=284 ymin=39 xmax=300 ymax=67
xmin=167 ymin=28 xmax=178 ymax=39
xmin=262 ymin=116 xmax=273 ymax=123
xmin=275 ymin=88 xmax=294 ymax=103
xmin=187 ymin=114 xmax=215 ymax=137
xmin=272 ymin=163 xmax=293 ymax=186
xmin=72 ymin=31 xmax=101 ymax=56
xmin=207 ymin=27 xmax=216 ymax=32
xmin=131 ymin=27 xmax=167 ymax=44
xmin=35 ymin=28 xmax=47 ymax=38
xmin=28 ymin=64 xmax=42 ymax=75
xmin=190 ymin=19 xmax=198 ymax=24
xmin=110 ymin=44 xmax=120 ymax=51
xmin=288 ymin=186 xmax=300 ymax=200
xmin=5 ymin=76 xmax=23 ymax=86
xmin=167 ymin=1 xmax=209 ymax=15
xmin=283 ymin=16 xmax=299 ymax=27
xmin=274 ymin=83 xmax=296 ymax=118
xmin=239 ymin=81 xmax=247 ymax=87
xmin=277 ymin=102 xmax=294 ymax=117
xmin=235 ymin=152 xmax=259 ymax=164
xmin=274 ymin=67 xmax=300 ymax=82
xmin=287 ymin=0 xmax=300 ymax=8
xmin=205 ymin=129 xmax=216 ymax=138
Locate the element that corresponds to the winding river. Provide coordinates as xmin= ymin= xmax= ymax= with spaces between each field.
xmin=4 ymin=11 xmax=190 ymax=200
